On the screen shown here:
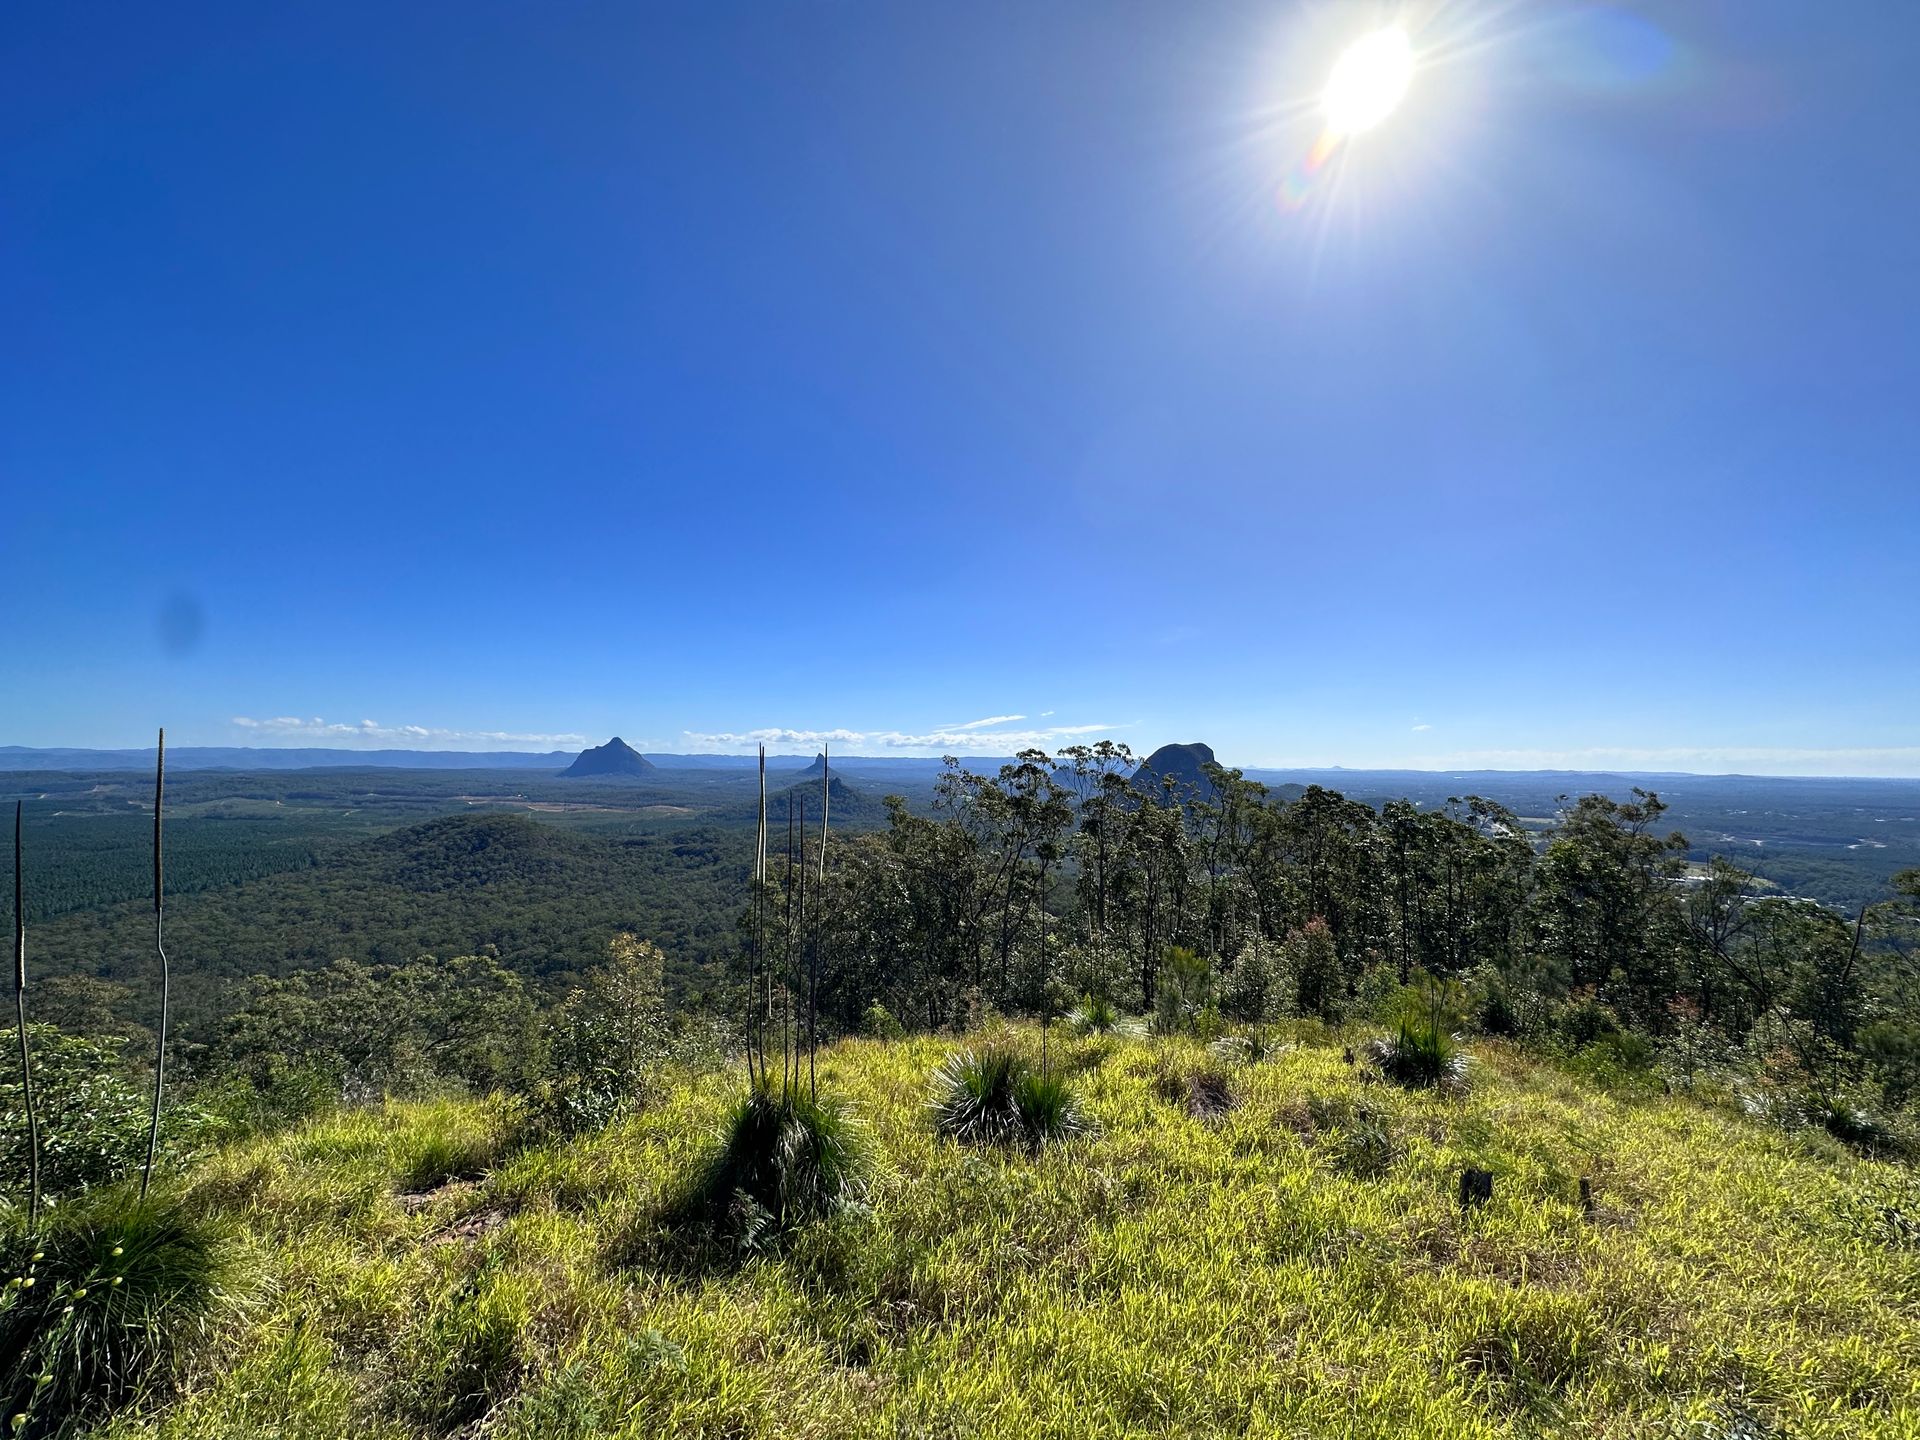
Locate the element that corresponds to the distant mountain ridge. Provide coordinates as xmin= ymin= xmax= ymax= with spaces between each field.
xmin=561 ymin=737 xmax=657 ymax=778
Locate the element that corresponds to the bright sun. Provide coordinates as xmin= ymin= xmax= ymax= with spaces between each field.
xmin=1323 ymin=26 xmax=1414 ymax=136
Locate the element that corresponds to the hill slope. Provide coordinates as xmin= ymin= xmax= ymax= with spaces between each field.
xmin=145 ymin=1026 xmax=1920 ymax=1439
xmin=26 ymin=813 xmax=748 ymax=1026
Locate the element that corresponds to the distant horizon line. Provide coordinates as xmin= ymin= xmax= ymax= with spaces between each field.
xmin=3 ymin=741 xmax=1919 ymax=784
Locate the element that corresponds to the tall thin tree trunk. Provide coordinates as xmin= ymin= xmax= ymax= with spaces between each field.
xmin=750 ymin=743 xmax=768 ymax=1090
xmin=781 ymin=797 xmax=797 ymax=1096
xmin=142 ymin=728 xmax=169 ymax=1201
xmin=761 ymin=750 xmax=775 ymax=1035
xmin=811 ymin=745 xmax=829 ymax=1101
xmin=14 ymin=801 xmax=38 ymax=1234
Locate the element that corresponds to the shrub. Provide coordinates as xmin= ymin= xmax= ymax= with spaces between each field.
xmin=0 ymin=1189 xmax=240 ymax=1435
xmin=1152 ymin=948 xmax=1214 ymax=1036
xmin=930 ymin=1048 xmax=1088 ymax=1149
xmin=1860 ymin=1020 xmax=1920 ymax=1106
xmin=1058 ymin=944 xmax=1134 ymax=1016
xmin=1220 ymin=939 xmax=1283 ymax=1025
xmin=191 ymin=1066 xmax=337 ymax=1142
xmin=1283 ymin=920 xmax=1345 ymax=1025
xmin=1068 ymin=994 xmax=1122 ymax=1037
xmin=1352 ymin=964 xmax=1402 ymax=1023
xmin=213 ymin=953 xmax=542 ymax=1103
xmin=0 ymin=1027 xmax=209 ymax=1201
xmin=1809 ymin=1095 xmax=1911 ymax=1159
xmin=1567 ymin=1030 xmax=1659 ymax=1091
xmin=530 ymin=936 xmax=674 ymax=1138
xmin=665 ymin=1085 xmax=871 ymax=1251
xmin=1468 ymin=964 xmax=1546 ymax=1039
xmin=1327 ymin=1103 xmax=1401 ymax=1179
xmin=1553 ymin=995 xmax=1623 ymax=1051
xmin=860 ymin=1002 xmax=905 ymax=1042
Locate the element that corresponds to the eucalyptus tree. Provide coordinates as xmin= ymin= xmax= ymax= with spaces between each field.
xmin=1114 ymin=791 xmax=1190 ymax=1006
xmin=1194 ymin=762 xmax=1268 ymax=963
xmin=1270 ymin=785 xmax=1387 ymax=976
xmin=13 ymin=801 xmax=39 ymax=1232
xmin=1058 ymin=740 xmax=1136 ymax=941
xmin=1533 ymin=790 xmax=1689 ymax=1030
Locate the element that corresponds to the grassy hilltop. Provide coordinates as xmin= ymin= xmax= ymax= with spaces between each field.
xmin=98 ymin=1025 xmax=1918 ymax=1440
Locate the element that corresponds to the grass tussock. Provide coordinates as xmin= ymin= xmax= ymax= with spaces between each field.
xmin=1065 ymin=995 xmax=1140 ymax=1038
xmin=0 ymin=1189 xmax=241 ymax=1436
xmin=929 ymin=1048 xmax=1090 ymax=1149
xmin=1366 ymin=1015 xmax=1469 ymax=1091
xmin=663 ymin=1085 xmax=872 ymax=1252
xmin=1151 ymin=1058 xmax=1238 ymax=1119
xmin=81 ymin=1028 xmax=1920 ymax=1440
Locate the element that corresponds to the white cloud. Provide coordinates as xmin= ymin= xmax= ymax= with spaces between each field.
xmin=1411 ymin=723 xmax=1432 ymax=733
xmin=936 ymin=714 xmax=1027 ymax=731
xmin=681 ymin=720 xmax=1121 ymax=756
xmin=230 ymin=716 xmax=590 ymax=750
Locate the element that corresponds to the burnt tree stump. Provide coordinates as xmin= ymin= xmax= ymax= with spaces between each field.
xmin=1459 ymin=1167 xmax=1494 ymax=1210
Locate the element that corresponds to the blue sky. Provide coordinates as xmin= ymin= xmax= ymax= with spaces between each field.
xmin=2 ymin=1 xmax=1916 ymax=773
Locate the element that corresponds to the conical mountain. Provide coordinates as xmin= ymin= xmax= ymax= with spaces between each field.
xmin=768 ymin=772 xmax=880 ymax=825
xmin=1131 ymin=742 xmax=1219 ymax=801
xmin=561 ymin=736 xmax=657 ymax=778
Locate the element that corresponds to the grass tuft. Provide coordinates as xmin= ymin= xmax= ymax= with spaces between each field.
xmin=1067 ymin=995 xmax=1139 ymax=1038
xmin=1365 ymin=1016 xmax=1469 ymax=1090
xmin=930 ymin=1048 xmax=1089 ymax=1149
xmin=0 ymin=1188 xmax=241 ymax=1435
xmin=664 ymin=1084 xmax=872 ymax=1251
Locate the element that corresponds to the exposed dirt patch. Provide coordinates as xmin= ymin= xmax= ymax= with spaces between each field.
xmin=427 ymin=1207 xmax=510 ymax=1246
xmin=397 ymin=1178 xmax=478 ymax=1214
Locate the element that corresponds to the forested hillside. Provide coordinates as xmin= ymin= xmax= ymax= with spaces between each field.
xmin=23 ymin=815 xmax=749 ymax=1034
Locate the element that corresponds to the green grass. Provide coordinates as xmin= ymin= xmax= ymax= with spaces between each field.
xmin=92 ymin=1028 xmax=1920 ymax=1439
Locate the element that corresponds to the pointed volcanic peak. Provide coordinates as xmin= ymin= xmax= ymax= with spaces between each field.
xmin=769 ymin=772 xmax=882 ymax=825
xmin=1131 ymin=742 xmax=1220 ymax=802
xmin=560 ymin=736 xmax=658 ymax=779
xmin=792 ymin=751 xmax=841 ymax=781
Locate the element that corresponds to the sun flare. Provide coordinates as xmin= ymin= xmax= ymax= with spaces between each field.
xmin=1323 ymin=26 xmax=1414 ymax=136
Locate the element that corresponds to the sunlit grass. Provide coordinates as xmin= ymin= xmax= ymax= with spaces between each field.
xmin=99 ymin=1028 xmax=1920 ymax=1439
